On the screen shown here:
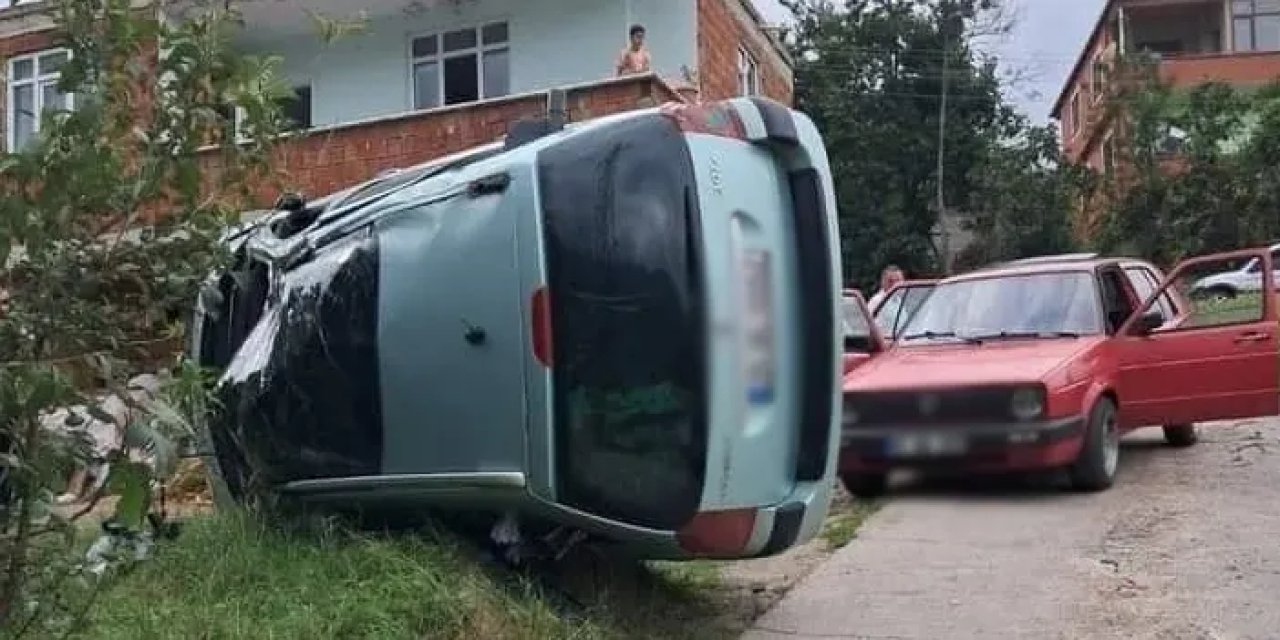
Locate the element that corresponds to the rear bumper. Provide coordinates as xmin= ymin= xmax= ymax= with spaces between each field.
xmin=838 ymin=415 xmax=1086 ymax=473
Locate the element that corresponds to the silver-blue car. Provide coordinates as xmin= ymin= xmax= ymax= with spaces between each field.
xmin=190 ymin=97 xmax=844 ymax=560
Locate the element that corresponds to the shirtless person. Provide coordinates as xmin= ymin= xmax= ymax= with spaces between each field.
xmin=616 ymin=24 xmax=651 ymax=76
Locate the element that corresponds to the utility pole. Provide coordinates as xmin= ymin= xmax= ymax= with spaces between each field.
xmin=935 ymin=29 xmax=951 ymax=275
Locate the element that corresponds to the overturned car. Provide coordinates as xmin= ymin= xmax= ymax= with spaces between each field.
xmin=189 ymin=98 xmax=845 ymax=560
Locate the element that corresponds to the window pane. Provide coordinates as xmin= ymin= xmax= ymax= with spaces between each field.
xmin=443 ymin=28 xmax=477 ymax=52
xmin=37 ymin=51 xmax=67 ymax=76
xmin=1235 ymin=18 xmax=1254 ymax=50
xmin=40 ymin=79 xmax=67 ymax=114
xmin=412 ymin=35 xmax=437 ymax=59
xmin=11 ymin=57 xmax=32 ymax=81
xmin=281 ymin=85 xmax=312 ymax=129
xmin=1234 ymin=0 xmax=1254 ymax=15
xmin=482 ymin=48 xmax=508 ymax=98
xmin=1256 ymin=14 xmax=1280 ymax=49
xmin=413 ymin=61 xmax=440 ymax=109
xmin=482 ymin=22 xmax=508 ymax=45
xmin=443 ymin=54 xmax=479 ymax=105
xmin=1257 ymin=0 xmax=1280 ymax=12
xmin=13 ymin=84 xmax=35 ymax=149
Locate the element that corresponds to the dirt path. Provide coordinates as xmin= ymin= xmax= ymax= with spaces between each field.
xmin=744 ymin=418 xmax=1280 ymax=640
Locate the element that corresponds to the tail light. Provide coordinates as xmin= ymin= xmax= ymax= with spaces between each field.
xmin=676 ymin=509 xmax=758 ymax=556
xmin=738 ymin=240 xmax=775 ymax=406
xmin=531 ymin=286 xmax=552 ymax=367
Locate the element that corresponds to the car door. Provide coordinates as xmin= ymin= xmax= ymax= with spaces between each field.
xmin=842 ymin=291 xmax=885 ymax=374
xmin=1115 ymin=248 xmax=1279 ymax=427
xmin=871 ymin=280 xmax=936 ymax=340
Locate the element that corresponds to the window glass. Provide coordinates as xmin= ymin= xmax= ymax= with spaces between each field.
xmin=481 ymin=22 xmax=508 ymax=45
xmin=443 ymin=28 xmax=477 ymax=52
xmin=12 ymin=84 xmax=35 ymax=148
xmin=482 ymin=49 xmax=509 ymax=98
xmin=11 ymin=57 xmax=32 ymax=81
xmin=412 ymin=35 xmax=438 ymax=58
xmin=443 ymin=55 xmax=479 ymax=105
xmin=900 ymin=272 xmax=1103 ymax=342
xmin=1257 ymin=14 xmax=1280 ymax=49
xmin=413 ymin=61 xmax=440 ymax=109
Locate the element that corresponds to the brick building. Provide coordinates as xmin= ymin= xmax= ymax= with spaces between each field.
xmin=0 ymin=0 xmax=792 ymax=203
xmin=1053 ymin=0 xmax=1280 ymax=175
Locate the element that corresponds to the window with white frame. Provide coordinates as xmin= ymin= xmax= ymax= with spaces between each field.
xmin=7 ymin=48 xmax=73 ymax=151
xmin=1233 ymin=0 xmax=1280 ymax=52
xmin=737 ymin=47 xmax=760 ymax=96
xmin=412 ymin=22 xmax=510 ymax=110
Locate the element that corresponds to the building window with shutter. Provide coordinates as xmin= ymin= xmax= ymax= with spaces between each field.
xmin=412 ymin=22 xmax=510 ymax=110
xmin=7 ymin=48 xmax=74 ymax=151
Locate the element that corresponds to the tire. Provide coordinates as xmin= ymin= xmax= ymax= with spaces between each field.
xmin=1069 ymin=398 xmax=1120 ymax=493
xmin=840 ymin=472 xmax=889 ymax=499
xmin=1199 ymin=285 xmax=1237 ymax=302
xmin=1163 ymin=424 xmax=1198 ymax=448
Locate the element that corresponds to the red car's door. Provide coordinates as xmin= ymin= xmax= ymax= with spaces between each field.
xmin=841 ymin=291 xmax=885 ymax=374
xmin=1115 ymin=248 xmax=1279 ymax=428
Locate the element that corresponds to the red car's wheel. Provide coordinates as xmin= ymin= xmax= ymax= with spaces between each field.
xmin=1068 ymin=397 xmax=1119 ymax=493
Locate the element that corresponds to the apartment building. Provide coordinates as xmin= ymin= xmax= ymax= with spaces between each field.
xmin=0 ymin=0 xmax=793 ymax=203
xmin=1053 ymin=0 xmax=1280 ymax=174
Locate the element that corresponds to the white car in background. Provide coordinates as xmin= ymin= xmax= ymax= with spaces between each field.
xmin=1190 ymin=243 xmax=1280 ymax=298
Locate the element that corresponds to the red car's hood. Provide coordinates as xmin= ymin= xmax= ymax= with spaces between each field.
xmin=844 ymin=337 xmax=1103 ymax=392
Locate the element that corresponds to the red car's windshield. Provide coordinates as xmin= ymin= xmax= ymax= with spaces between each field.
xmin=899 ymin=271 xmax=1104 ymax=343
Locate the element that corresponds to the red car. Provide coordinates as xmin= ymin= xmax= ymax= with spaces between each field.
xmin=839 ymin=250 xmax=1280 ymax=497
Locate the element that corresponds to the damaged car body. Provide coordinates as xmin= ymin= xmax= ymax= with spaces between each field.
xmin=189 ymin=97 xmax=845 ymax=561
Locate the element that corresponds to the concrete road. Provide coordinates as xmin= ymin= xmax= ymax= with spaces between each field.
xmin=745 ymin=418 xmax=1280 ymax=640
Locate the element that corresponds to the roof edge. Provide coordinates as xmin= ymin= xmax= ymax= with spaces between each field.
xmin=1050 ymin=0 xmax=1117 ymax=119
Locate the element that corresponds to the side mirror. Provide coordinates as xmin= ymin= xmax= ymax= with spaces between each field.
xmin=1133 ymin=310 xmax=1164 ymax=336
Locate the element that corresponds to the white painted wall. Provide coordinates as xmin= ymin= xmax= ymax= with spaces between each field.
xmin=235 ymin=0 xmax=696 ymax=128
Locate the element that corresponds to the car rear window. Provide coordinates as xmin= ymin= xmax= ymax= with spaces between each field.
xmin=537 ymin=114 xmax=707 ymax=530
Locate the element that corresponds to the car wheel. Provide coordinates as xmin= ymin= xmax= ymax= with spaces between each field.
xmin=839 ymin=472 xmax=889 ymax=499
xmin=1163 ymin=424 xmax=1198 ymax=448
xmin=1068 ymin=398 xmax=1120 ymax=493
xmin=1203 ymin=285 xmax=1237 ymax=302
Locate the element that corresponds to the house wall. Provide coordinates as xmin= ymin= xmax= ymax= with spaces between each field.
xmin=202 ymin=74 xmax=683 ymax=207
xmin=235 ymin=0 xmax=697 ymax=128
xmin=697 ymin=0 xmax=793 ymax=104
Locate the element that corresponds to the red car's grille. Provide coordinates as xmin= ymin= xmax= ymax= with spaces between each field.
xmin=846 ymin=388 xmax=1016 ymax=425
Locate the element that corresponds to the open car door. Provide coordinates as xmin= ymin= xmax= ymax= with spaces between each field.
xmin=871 ymin=280 xmax=937 ymax=341
xmin=1116 ymin=248 xmax=1279 ymax=428
xmin=841 ymin=290 xmax=885 ymax=374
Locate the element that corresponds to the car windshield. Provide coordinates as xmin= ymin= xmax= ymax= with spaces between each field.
xmin=899 ymin=271 xmax=1104 ymax=343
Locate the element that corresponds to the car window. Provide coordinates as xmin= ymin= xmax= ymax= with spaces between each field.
xmin=874 ymin=285 xmax=931 ymax=338
xmin=1098 ymin=268 xmax=1136 ymax=333
xmin=1124 ymin=267 xmax=1175 ymax=322
xmin=899 ymin=271 xmax=1103 ymax=342
xmin=842 ymin=297 xmax=875 ymax=353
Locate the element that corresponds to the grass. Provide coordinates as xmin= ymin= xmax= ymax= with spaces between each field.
xmin=75 ymin=496 xmax=881 ymax=639
xmin=820 ymin=500 xmax=879 ymax=550
xmin=79 ymin=514 xmax=597 ymax=640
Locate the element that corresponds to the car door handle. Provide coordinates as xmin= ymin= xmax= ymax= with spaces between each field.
xmin=1235 ymin=331 xmax=1272 ymax=344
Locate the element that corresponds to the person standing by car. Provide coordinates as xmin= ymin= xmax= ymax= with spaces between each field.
xmin=867 ymin=265 xmax=905 ymax=310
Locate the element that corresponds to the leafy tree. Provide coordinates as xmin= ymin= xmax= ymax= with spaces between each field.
xmin=783 ymin=0 xmax=1018 ymax=288
xmin=958 ymin=120 xmax=1082 ymax=269
xmin=1088 ymin=56 xmax=1280 ymax=265
xmin=0 ymin=0 xmax=290 ymax=634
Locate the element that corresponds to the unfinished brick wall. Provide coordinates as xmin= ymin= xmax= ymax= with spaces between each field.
xmin=697 ymin=0 xmax=793 ymax=105
xmin=205 ymin=74 xmax=684 ymax=207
